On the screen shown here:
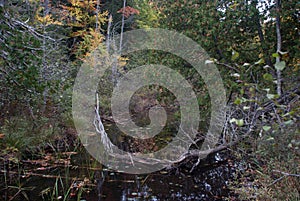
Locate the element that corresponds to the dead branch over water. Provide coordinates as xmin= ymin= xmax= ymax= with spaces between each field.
xmin=94 ymin=85 xmax=300 ymax=168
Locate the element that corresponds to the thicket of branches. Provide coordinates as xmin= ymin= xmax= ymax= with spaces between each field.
xmin=0 ymin=0 xmax=299 ymax=165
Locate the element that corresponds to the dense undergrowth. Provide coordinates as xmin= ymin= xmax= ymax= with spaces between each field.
xmin=1 ymin=0 xmax=299 ymax=200
xmin=229 ymin=121 xmax=300 ymax=200
xmin=1 ymin=103 xmax=299 ymax=200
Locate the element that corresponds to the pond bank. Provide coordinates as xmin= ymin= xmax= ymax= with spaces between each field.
xmin=1 ymin=144 xmax=242 ymax=201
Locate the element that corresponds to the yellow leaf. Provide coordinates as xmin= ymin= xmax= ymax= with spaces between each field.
xmin=118 ymin=57 xmax=129 ymax=67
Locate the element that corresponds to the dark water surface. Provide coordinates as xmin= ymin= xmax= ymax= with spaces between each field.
xmin=1 ymin=119 xmax=239 ymax=201
xmin=1 ymin=148 xmax=238 ymax=201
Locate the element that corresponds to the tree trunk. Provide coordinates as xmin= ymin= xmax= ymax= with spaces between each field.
xmin=275 ymin=0 xmax=282 ymax=96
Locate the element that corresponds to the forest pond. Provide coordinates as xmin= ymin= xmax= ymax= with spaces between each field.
xmin=0 ymin=121 xmax=241 ymax=201
xmin=1 ymin=149 xmax=239 ymax=201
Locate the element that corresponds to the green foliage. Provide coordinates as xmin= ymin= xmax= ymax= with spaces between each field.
xmin=0 ymin=1 xmax=299 ymax=200
xmin=232 ymin=123 xmax=300 ymax=200
xmin=274 ymin=61 xmax=286 ymax=71
xmin=231 ymin=49 xmax=240 ymax=61
xmin=0 ymin=116 xmax=61 ymax=153
xmin=132 ymin=0 xmax=161 ymax=28
xmin=156 ymin=0 xmax=299 ymax=96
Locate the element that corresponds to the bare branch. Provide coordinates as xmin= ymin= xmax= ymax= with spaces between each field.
xmin=91 ymin=85 xmax=300 ymax=168
xmin=215 ymin=61 xmax=239 ymax=72
xmin=268 ymin=170 xmax=300 ymax=187
xmin=3 ymin=11 xmax=56 ymax=42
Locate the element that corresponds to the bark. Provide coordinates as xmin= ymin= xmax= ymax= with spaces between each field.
xmin=251 ymin=1 xmax=273 ymax=69
xmin=96 ymin=0 xmax=100 ymax=31
xmin=41 ymin=0 xmax=50 ymax=115
xmin=119 ymin=0 xmax=126 ymax=53
xmin=106 ymin=14 xmax=112 ymax=53
xmin=111 ymin=0 xmax=126 ymax=86
xmin=256 ymin=15 xmax=273 ymax=68
xmin=275 ymin=0 xmax=282 ymax=96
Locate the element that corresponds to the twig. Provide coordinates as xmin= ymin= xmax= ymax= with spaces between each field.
xmin=128 ymin=153 xmax=135 ymax=166
xmin=189 ymin=156 xmax=201 ymax=173
xmin=272 ymin=170 xmax=300 ymax=177
xmin=215 ymin=61 xmax=239 ymax=72
xmin=8 ymin=189 xmax=22 ymax=201
xmin=268 ymin=170 xmax=300 ymax=187
xmin=0 ymin=68 xmax=33 ymax=93
xmin=3 ymin=11 xmax=56 ymax=42
xmin=89 ymin=85 xmax=299 ymax=167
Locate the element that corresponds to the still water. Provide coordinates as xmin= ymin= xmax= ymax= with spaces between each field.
xmin=1 ymin=148 xmax=238 ymax=201
xmin=1 ymin=119 xmax=240 ymax=201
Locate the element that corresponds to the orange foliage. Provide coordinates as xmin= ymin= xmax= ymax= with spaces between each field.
xmin=117 ymin=6 xmax=140 ymax=18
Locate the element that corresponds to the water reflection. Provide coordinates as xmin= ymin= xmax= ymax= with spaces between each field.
xmin=0 ymin=147 xmax=235 ymax=201
xmin=1 ymin=116 xmax=235 ymax=201
xmin=88 ymin=152 xmax=234 ymax=201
